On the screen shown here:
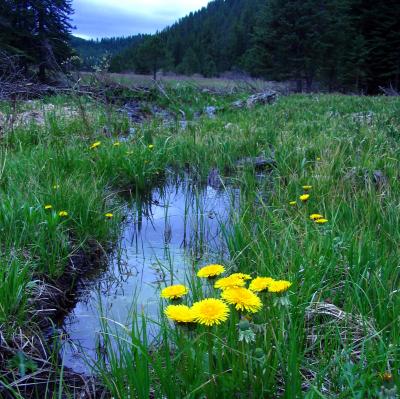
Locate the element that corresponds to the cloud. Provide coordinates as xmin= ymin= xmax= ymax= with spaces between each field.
xmin=71 ymin=0 xmax=210 ymax=39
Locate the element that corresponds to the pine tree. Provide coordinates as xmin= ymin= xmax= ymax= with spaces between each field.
xmin=0 ymin=0 xmax=74 ymax=81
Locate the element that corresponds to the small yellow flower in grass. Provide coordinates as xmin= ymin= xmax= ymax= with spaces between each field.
xmin=58 ymin=211 xmax=68 ymax=217
xmin=44 ymin=204 xmax=52 ymax=210
xmin=302 ymin=185 xmax=312 ymax=190
xmin=315 ymin=218 xmax=328 ymax=224
xmin=113 ymin=142 xmax=121 ymax=147
xmin=249 ymin=277 xmax=274 ymax=292
xmin=214 ymin=275 xmax=246 ymax=290
xmin=192 ymin=298 xmax=229 ymax=326
xmin=300 ymin=194 xmax=310 ymax=202
xmin=164 ymin=305 xmax=196 ymax=324
xmin=105 ymin=213 xmax=113 ymax=219
xmin=148 ymin=144 xmax=154 ymax=149
xmin=197 ymin=264 xmax=225 ymax=278
xmin=161 ymin=284 xmax=189 ymax=300
xmin=221 ymin=287 xmax=262 ymax=313
xmin=380 ymin=372 xmax=393 ymax=382
xmin=90 ymin=141 xmax=101 ymax=149
xmin=289 ymin=201 xmax=297 ymax=206
xmin=230 ymin=273 xmax=252 ymax=281
xmin=310 ymin=214 xmax=324 ymax=221
xmin=53 ymin=184 xmax=60 ymax=189
xmin=316 ymin=157 xmax=321 ymax=161
xmin=268 ymin=280 xmax=292 ymax=293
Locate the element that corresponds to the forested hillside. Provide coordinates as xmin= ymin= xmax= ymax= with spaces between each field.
xmin=1 ymin=0 xmax=399 ymax=92
xmin=106 ymin=0 xmax=400 ymax=93
xmin=71 ymin=35 xmax=145 ymax=71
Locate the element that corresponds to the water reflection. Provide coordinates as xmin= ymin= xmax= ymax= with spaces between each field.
xmin=61 ymin=177 xmax=238 ymax=373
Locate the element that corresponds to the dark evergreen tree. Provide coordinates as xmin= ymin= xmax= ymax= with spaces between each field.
xmin=0 ymin=0 xmax=74 ymax=81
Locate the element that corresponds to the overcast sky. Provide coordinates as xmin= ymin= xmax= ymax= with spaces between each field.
xmin=72 ymin=0 xmax=210 ymax=39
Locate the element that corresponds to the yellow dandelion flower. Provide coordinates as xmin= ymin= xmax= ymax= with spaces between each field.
xmin=221 ymin=287 xmax=262 ymax=313
xmin=289 ymin=201 xmax=297 ymax=205
xmin=315 ymin=218 xmax=328 ymax=224
xmin=300 ymin=194 xmax=310 ymax=202
xmin=161 ymin=284 xmax=189 ymax=300
xmin=148 ymin=144 xmax=154 ymax=149
xmin=380 ymin=372 xmax=393 ymax=382
xmin=44 ymin=204 xmax=52 ymax=210
xmin=192 ymin=298 xmax=229 ymax=326
xmin=302 ymin=185 xmax=312 ymax=190
xmin=214 ymin=275 xmax=246 ymax=290
xmin=249 ymin=277 xmax=274 ymax=292
xmin=58 ymin=211 xmax=68 ymax=217
xmin=310 ymin=214 xmax=324 ymax=220
xmin=90 ymin=141 xmax=101 ymax=149
xmin=268 ymin=280 xmax=292 ymax=293
xmin=164 ymin=305 xmax=196 ymax=323
xmin=197 ymin=264 xmax=225 ymax=278
xmin=113 ymin=142 xmax=121 ymax=147
xmin=105 ymin=213 xmax=113 ymax=219
xmin=316 ymin=157 xmax=321 ymax=161
xmin=230 ymin=273 xmax=252 ymax=281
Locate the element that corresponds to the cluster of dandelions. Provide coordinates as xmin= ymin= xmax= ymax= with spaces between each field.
xmin=162 ymin=264 xmax=292 ymax=327
xmin=289 ymin=184 xmax=329 ymax=224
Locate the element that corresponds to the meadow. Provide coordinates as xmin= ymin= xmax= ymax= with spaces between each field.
xmin=0 ymin=86 xmax=399 ymax=398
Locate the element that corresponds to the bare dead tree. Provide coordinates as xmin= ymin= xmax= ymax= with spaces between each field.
xmin=379 ymin=85 xmax=400 ymax=96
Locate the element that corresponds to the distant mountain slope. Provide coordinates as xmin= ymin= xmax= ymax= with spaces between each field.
xmin=71 ymin=0 xmax=400 ymax=93
xmin=70 ymin=35 xmax=144 ymax=70
xmin=109 ymin=0 xmax=263 ymax=76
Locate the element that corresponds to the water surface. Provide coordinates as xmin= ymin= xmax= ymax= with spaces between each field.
xmin=61 ymin=178 xmax=237 ymax=373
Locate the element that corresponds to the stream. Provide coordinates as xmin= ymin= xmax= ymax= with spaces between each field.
xmin=60 ymin=176 xmax=238 ymax=374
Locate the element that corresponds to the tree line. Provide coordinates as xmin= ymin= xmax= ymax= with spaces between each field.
xmin=108 ymin=0 xmax=400 ymax=93
xmin=0 ymin=0 xmax=398 ymax=92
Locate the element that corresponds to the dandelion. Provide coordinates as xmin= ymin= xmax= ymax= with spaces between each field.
xmin=148 ymin=144 xmax=154 ymax=149
xmin=221 ymin=287 xmax=262 ymax=313
xmin=113 ymin=142 xmax=121 ymax=147
xmin=249 ymin=277 xmax=274 ymax=292
xmin=268 ymin=280 xmax=292 ymax=293
xmin=289 ymin=201 xmax=297 ymax=205
xmin=302 ymin=185 xmax=312 ymax=190
xmin=53 ymin=184 xmax=60 ymax=189
xmin=230 ymin=272 xmax=252 ymax=281
xmin=44 ymin=204 xmax=53 ymax=210
xmin=192 ymin=298 xmax=229 ymax=326
xmin=58 ymin=211 xmax=68 ymax=217
xmin=90 ymin=141 xmax=101 ymax=149
xmin=164 ymin=305 xmax=196 ymax=324
xmin=300 ymin=194 xmax=310 ymax=202
xmin=380 ymin=372 xmax=393 ymax=382
xmin=315 ymin=218 xmax=328 ymax=224
xmin=105 ymin=213 xmax=113 ymax=219
xmin=161 ymin=284 xmax=189 ymax=300
xmin=197 ymin=264 xmax=225 ymax=278
xmin=214 ymin=275 xmax=246 ymax=290
xmin=310 ymin=214 xmax=324 ymax=220
xmin=316 ymin=157 xmax=321 ymax=161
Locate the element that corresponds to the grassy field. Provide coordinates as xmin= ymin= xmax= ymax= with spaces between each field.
xmin=0 ymin=87 xmax=399 ymax=398
xmin=81 ymin=71 xmax=291 ymax=93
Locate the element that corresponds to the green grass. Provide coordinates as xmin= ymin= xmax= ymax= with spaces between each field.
xmin=0 ymin=88 xmax=399 ymax=398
